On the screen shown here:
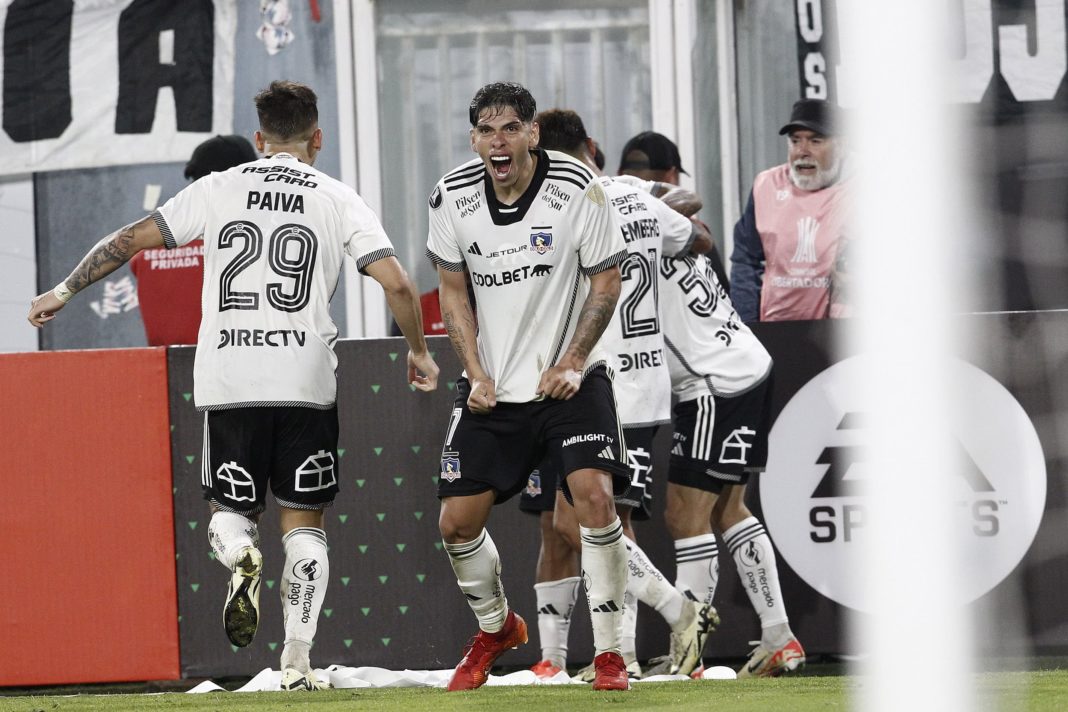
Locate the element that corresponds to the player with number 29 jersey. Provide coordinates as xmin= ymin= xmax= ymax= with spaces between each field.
xmin=154 ymin=153 xmax=395 ymax=410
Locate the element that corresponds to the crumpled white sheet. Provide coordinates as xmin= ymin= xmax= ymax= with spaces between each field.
xmin=186 ymin=664 xmax=736 ymax=692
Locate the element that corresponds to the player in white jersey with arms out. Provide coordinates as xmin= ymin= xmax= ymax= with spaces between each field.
xmin=522 ymin=108 xmax=717 ymax=681
xmin=426 ymin=82 xmax=633 ymax=692
xmin=28 ymin=80 xmax=439 ymax=691
xmin=656 ymin=247 xmax=805 ymax=677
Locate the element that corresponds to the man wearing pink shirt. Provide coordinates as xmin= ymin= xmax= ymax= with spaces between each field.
xmin=730 ymin=99 xmax=850 ymax=322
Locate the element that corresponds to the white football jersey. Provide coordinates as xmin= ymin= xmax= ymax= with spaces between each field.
xmin=599 ymin=176 xmax=694 ymax=426
xmin=426 ymin=148 xmax=626 ymax=403
xmin=155 ymin=153 xmax=395 ymax=410
xmin=659 ymin=252 xmax=773 ymax=401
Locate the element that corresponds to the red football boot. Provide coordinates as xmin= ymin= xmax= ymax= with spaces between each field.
xmin=592 ymin=651 xmax=631 ymax=691
xmin=447 ymin=610 xmax=528 ymax=691
xmin=530 ymin=659 xmax=564 ymax=679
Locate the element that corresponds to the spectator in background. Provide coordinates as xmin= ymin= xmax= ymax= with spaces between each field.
xmin=729 ymin=99 xmax=850 ymax=322
xmin=129 ymin=135 xmax=259 ymax=345
xmin=617 ymin=131 xmax=729 ymax=288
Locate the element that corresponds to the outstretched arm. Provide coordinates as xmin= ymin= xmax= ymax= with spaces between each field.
xmin=28 ymin=215 xmax=164 ymax=327
xmin=538 ymin=265 xmax=621 ymax=400
xmin=363 ymin=256 xmax=439 ymax=392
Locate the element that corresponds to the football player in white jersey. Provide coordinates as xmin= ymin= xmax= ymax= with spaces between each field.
xmin=617 ymin=156 xmax=805 ymax=677
xmin=28 ymin=80 xmax=439 ymax=691
xmin=656 ymin=246 xmax=805 ymax=678
xmin=521 ymin=109 xmax=717 ymax=681
xmin=426 ymin=82 xmax=632 ymax=692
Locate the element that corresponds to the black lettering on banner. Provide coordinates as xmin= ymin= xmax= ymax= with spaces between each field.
xmin=116 ymin=0 xmax=214 ymax=133
xmin=809 ymin=505 xmax=836 ymax=542
xmin=3 ymin=0 xmax=74 ymax=142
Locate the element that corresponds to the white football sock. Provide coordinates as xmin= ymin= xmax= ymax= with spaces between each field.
xmin=280 ymin=639 xmax=312 ymax=674
xmin=723 ymin=517 xmax=791 ymax=643
xmin=208 ymin=511 xmax=259 ymax=571
xmin=580 ymin=518 xmax=627 ymax=656
xmin=534 ymin=577 xmax=580 ymax=668
xmin=444 ymin=529 xmax=508 ymax=633
xmin=280 ymin=527 xmax=330 ymax=666
xmin=625 ymin=538 xmax=684 ymax=627
xmin=621 ymin=589 xmax=638 ymax=663
xmin=674 ymin=533 xmax=719 ymax=607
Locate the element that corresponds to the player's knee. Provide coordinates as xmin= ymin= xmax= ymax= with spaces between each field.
xmin=665 ymin=510 xmax=705 ymax=540
xmin=577 ymin=487 xmax=616 ymax=521
xmin=665 ymin=496 xmax=710 ymax=539
xmin=550 ymin=518 xmax=581 ymax=551
xmin=438 ymin=513 xmax=480 ymax=544
xmin=712 ymin=501 xmax=752 ymax=532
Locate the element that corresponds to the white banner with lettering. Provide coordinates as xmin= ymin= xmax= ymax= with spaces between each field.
xmin=0 ymin=0 xmax=236 ymax=176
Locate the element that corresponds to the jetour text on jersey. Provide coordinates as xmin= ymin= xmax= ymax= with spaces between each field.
xmin=217 ymin=329 xmax=307 ymax=349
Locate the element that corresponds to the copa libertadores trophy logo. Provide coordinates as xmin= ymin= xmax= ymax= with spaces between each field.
xmin=760 ymin=356 xmax=1046 ymax=611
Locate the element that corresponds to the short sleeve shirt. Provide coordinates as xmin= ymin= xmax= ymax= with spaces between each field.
xmin=155 ymin=153 xmax=395 ymax=409
xmin=599 ymin=176 xmax=694 ymax=426
xmin=660 ymin=253 xmax=773 ymax=400
xmin=426 ymin=148 xmax=626 ymax=402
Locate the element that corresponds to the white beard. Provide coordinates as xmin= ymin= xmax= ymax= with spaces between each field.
xmin=789 ymin=154 xmax=842 ymax=191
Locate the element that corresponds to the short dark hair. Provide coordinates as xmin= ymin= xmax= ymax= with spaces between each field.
xmin=254 ymin=80 xmax=318 ymax=141
xmin=468 ymin=82 xmax=536 ymax=126
xmin=534 ymin=109 xmax=588 ymax=154
xmin=618 ymin=131 xmax=687 ymax=175
xmin=184 ymin=135 xmax=258 ymax=180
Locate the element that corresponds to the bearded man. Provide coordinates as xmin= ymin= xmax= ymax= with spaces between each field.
xmin=730 ymin=99 xmax=851 ymax=322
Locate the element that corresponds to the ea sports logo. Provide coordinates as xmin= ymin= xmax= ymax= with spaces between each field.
xmin=760 ymin=356 xmax=1046 ymax=611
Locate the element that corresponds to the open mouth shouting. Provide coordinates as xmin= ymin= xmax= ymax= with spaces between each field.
xmin=490 ymin=154 xmax=513 ymax=180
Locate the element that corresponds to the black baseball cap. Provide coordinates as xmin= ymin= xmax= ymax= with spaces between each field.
xmin=184 ymin=135 xmax=258 ymax=180
xmin=618 ymin=131 xmax=688 ymax=175
xmin=779 ymin=99 xmax=837 ymax=136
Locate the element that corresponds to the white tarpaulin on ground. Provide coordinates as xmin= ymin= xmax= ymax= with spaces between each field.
xmin=0 ymin=0 xmax=236 ymax=175
xmin=185 ymin=665 xmax=736 ymax=692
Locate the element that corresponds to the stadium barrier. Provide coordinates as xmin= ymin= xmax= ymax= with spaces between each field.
xmin=0 ymin=348 xmax=179 ymax=686
xmin=3 ymin=312 xmax=1065 ymax=685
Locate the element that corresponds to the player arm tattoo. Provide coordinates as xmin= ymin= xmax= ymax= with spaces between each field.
xmin=660 ymin=187 xmax=703 ymax=217
xmin=65 ymin=217 xmax=156 ymax=293
xmin=559 ymin=267 xmax=621 ymax=368
xmin=439 ymin=269 xmax=486 ymax=379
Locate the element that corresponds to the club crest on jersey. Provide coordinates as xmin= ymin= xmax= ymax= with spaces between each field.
xmin=525 ymin=472 xmax=542 ymax=497
xmin=440 ymin=452 xmax=462 ymax=482
xmin=530 ymin=231 xmax=554 ymax=254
